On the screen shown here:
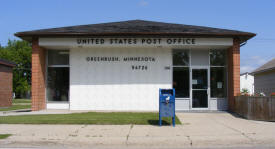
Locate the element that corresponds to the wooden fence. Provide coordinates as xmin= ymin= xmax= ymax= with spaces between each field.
xmin=234 ymin=96 xmax=275 ymax=121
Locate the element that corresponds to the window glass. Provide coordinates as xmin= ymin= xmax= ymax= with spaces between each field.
xmin=48 ymin=50 xmax=69 ymax=65
xmin=47 ymin=67 xmax=69 ymax=102
xmin=210 ymin=67 xmax=227 ymax=98
xmin=192 ymin=69 xmax=208 ymax=89
xmin=210 ymin=50 xmax=226 ymax=66
xmin=173 ymin=67 xmax=190 ymax=98
xmin=173 ymin=50 xmax=189 ymax=66
xmin=192 ymin=90 xmax=208 ymax=108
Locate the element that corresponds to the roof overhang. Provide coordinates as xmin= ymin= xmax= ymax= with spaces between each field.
xmin=14 ymin=20 xmax=256 ymax=44
xmin=0 ymin=59 xmax=16 ymax=67
xmin=251 ymin=67 xmax=275 ymax=75
xmin=15 ymin=32 xmax=256 ymax=44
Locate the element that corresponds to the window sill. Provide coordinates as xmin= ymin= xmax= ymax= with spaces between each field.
xmin=47 ymin=101 xmax=69 ymax=103
xmin=176 ymin=98 xmax=190 ymax=100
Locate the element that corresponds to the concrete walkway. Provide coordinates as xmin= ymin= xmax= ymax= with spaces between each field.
xmin=0 ymin=112 xmax=275 ymax=148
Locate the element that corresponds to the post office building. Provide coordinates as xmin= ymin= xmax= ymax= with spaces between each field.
xmin=15 ymin=20 xmax=255 ymax=111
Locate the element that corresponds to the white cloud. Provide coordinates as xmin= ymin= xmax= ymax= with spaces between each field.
xmin=250 ymin=56 xmax=268 ymax=65
xmin=240 ymin=55 xmax=270 ymax=73
xmin=138 ymin=0 xmax=148 ymax=7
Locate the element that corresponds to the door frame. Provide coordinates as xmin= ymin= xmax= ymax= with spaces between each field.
xmin=190 ymin=66 xmax=210 ymax=110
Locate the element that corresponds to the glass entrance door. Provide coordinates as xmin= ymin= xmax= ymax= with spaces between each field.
xmin=192 ymin=69 xmax=208 ymax=108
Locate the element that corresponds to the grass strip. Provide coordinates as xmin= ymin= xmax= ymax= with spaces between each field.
xmin=0 ymin=105 xmax=31 ymax=111
xmin=0 ymin=134 xmax=12 ymax=139
xmin=12 ymin=99 xmax=31 ymax=104
xmin=0 ymin=112 xmax=181 ymax=125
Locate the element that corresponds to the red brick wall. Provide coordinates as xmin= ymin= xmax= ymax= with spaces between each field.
xmin=31 ymin=38 xmax=46 ymax=111
xmin=228 ymin=38 xmax=240 ymax=111
xmin=0 ymin=65 xmax=13 ymax=107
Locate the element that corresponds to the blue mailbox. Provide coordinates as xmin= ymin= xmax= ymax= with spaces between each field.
xmin=159 ymin=88 xmax=175 ymax=127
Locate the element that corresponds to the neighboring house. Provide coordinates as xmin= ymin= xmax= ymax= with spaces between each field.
xmin=0 ymin=59 xmax=16 ymax=107
xmin=240 ymin=72 xmax=254 ymax=94
xmin=252 ymin=58 xmax=275 ymax=96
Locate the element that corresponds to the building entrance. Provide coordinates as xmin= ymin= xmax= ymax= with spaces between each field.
xmin=191 ymin=68 xmax=209 ymax=109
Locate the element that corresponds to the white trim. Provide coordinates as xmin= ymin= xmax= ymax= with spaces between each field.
xmin=172 ymin=66 xmax=189 ymax=67
xmin=210 ymin=66 xmax=226 ymax=67
xmin=68 ymin=49 xmax=71 ymax=110
xmin=44 ymin=49 xmax=48 ymax=108
xmin=210 ymin=98 xmax=226 ymax=100
xmin=176 ymin=98 xmax=190 ymax=100
xmin=189 ymin=50 xmax=192 ymax=109
xmin=48 ymin=65 xmax=70 ymax=67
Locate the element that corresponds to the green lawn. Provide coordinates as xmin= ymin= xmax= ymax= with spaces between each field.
xmin=12 ymin=99 xmax=31 ymax=104
xmin=0 ymin=134 xmax=12 ymax=139
xmin=0 ymin=105 xmax=31 ymax=111
xmin=0 ymin=112 xmax=181 ymax=125
xmin=0 ymin=99 xmax=31 ymax=111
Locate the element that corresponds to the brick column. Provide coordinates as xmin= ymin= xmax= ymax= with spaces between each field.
xmin=31 ymin=38 xmax=46 ymax=111
xmin=228 ymin=38 xmax=240 ymax=111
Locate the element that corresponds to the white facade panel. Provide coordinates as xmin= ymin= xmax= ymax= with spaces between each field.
xmin=175 ymin=100 xmax=190 ymax=110
xmin=69 ymin=47 xmax=172 ymax=111
xmin=190 ymin=50 xmax=210 ymax=66
xmin=210 ymin=99 xmax=228 ymax=110
xmin=47 ymin=103 xmax=69 ymax=109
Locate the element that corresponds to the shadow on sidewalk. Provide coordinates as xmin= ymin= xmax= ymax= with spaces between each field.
xmin=228 ymin=111 xmax=245 ymax=119
xmin=147 ymin=120 xmax=173 ymax=126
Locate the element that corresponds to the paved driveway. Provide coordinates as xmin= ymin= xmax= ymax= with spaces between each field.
xmin=176 ymin=112 xmax=275 ymax=147
xmin=0 ymin=112 xmax=275 ymax=149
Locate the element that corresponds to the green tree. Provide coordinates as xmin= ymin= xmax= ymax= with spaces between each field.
xmin=0 ymin=40 xmax=31 ymax=98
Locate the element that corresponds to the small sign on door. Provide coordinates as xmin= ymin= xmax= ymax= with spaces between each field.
xmin=217 ymin=82 xmax=223 ymax=89
xmin=192 ymin=79 xmax=197 ymax=85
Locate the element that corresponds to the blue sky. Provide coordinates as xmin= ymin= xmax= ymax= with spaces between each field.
xmin=0 ymin=0 xmax=274 ymax=73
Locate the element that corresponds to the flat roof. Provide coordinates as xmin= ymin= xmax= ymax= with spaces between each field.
xmin=15 ymin=20 xmax=256 ymax=43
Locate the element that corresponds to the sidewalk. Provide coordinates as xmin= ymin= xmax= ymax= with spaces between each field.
xmin=0 ymin=112 xmax=275 ymax=148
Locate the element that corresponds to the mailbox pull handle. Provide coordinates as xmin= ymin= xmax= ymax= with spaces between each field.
xmin=165 ymin=96 xmax=170 ymax=104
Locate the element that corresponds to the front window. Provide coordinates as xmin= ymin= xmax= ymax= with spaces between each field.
xmin=173 ymin=50 xmax=189 ymax=66
xmin=47 ymin=50 xmax=69 ymax=102
xmin=210 ymin=50 xmax=227 ymax=98
xmin=173 ymin=67 xmax=190 ymax=98
xmin=173 ymin=50 xmax=190 ymax=98
xmin=210 ymin=50 xmax=226 ymax=66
